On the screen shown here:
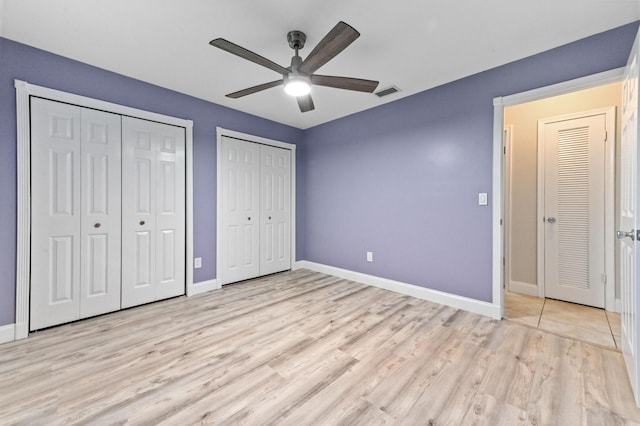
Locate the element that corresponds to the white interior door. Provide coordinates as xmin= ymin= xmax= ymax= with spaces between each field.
xmin=620 ymin=28 xmax=640 ymax=406
xmin=155 ymin=122 xmax=186 ymax=300
xmin=30 ymin=98 xmax=82 ymax=330
xmin=542 ymin=113 xmax=606 ymax=308
xmin=31 ymin=99 xmax=122 ymax=329
xmin=219 ymin=136 xmax=260 ymax=284
xmin=122 ymin=117 xmax=186 ymax=307
xmin=79 ymin=108 xmax=122 ymax=318
xmin=260 ymin=145 xmax=291 ymax=275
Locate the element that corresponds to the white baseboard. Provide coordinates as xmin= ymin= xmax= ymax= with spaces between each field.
xmin=3 ymin=279 xmax=221 ymax=345
xmin=295 ymin=260 xmax=501 ymax=319
xmin=187 ymin=278 xmax=220 ymax=296
xmin=508 ymin=280 xmax=538 ymax=297
xmin=0 ymin=323 xmax=16 ymax=344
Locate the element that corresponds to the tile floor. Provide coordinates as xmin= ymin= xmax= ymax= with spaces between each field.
xmin=504 ymin=291 xmax=621 ymax=351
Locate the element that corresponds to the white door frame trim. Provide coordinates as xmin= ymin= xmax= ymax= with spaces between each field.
xmin=536 ymin=107 xmax=616 ymax=306
xmin=216 ymin=127 xmax=296 ymax=286
xmin=493 ymin=67 xmax=624 ymax=317
xmin=14 ymin=79 xmax=195 ymax=340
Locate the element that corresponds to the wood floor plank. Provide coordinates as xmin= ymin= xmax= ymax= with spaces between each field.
xmin=280 ymin=348 xmax=405 ymax=425
xmin=478 ymin=325 xmax=544 ymax=411
xmin=460 ymin=393 xmax=530 ymax=426
xmin=1 ymin=269 xmax=639 ymax=424
xmin=526 ymin=334 xmax=586 ymax=425
xmin=581 ymin=342 xmax=640 ymax=421
xmin=400 ymin=344 xmax=493 ymax=424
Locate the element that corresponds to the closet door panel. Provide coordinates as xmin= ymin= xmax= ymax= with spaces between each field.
xmin=122 ymin=117 xmax=157 ymax=307
xmin=155 ymin=125 xmax=186 ymax=300
xmin=30 ymin=98 xmax=82 ymax=330
xmin=260 ymin=145 xmax=291 ymax=275
xmin=220 ymin=136 xmax=260 ymax=284
xmin=122 ymin=117 xmax=185 ymax=307
xmin=80 ymin=108 xmax=122 ymax=317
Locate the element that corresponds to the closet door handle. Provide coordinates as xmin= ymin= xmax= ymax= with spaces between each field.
xmin=94 ymin=223 xmax=101 ymax=228
xmin=268 ymin=216 xmax=272 ymax=220
xmin=139 ymin=221 xmax=145 ymax=226
xmin=248 ymin=217 xmax=251 ymax=221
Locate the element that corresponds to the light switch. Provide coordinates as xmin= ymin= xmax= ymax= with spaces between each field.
xmin=478 ymin=193 xmax=488 ymax=206
xmin=194 ymin=257 xmax=202 ymax=268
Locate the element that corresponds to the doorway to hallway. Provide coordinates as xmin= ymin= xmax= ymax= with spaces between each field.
xmin=503 ymin=83 xmax=620 ymax=309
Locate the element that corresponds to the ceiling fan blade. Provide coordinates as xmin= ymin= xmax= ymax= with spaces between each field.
xmin=298 ymin=21 xmax=360 ymax=75
xmin=297 ymin=94 xmax=315 ymax=112
xmin=226 ymin=80 xmax=283 ymax=98
xmin=310 ymin=75 xmax=379 ymax=93
xmin=210 ymin=38 xmax=289 ymax=75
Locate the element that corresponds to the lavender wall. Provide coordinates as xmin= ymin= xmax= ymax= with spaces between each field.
xmin=0 ymin=22 xmax=638 ymax=327
xmin=297 ymin=22 xmax=639 ymax=302
xmin=0 ymin=37 xmax=303 ymax=326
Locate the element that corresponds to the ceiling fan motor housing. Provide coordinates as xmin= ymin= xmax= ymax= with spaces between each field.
xmin=287 ymin=30 xmax=306 ymax=50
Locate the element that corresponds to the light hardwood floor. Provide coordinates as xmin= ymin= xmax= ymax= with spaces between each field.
xmin=1 ymin=269 xmax=640 ymax=425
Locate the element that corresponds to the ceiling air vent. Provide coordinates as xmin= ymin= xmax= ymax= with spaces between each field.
xmin=375 ymin=86 xmax=400 ymax=98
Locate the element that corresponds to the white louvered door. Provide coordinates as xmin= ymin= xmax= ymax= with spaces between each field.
xmin=543 ymin=113 xmax=606 ymax=307
xmin=620 ymin=28 xmax=640 ymax=406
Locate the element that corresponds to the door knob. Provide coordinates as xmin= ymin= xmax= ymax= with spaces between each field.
xmin=139 ymin=220 xmax=145 ymax=226
xmin=547 ymin=217 xmax=557 ymax=223
xmin=617 ymin=230 xmax=636 ymax=241
xmin=94 ymin=223 xmax=101 ymax=228
xmin=248 ymin=217 xmax=251 ymax=221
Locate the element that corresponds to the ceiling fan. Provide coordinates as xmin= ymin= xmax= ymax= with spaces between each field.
xmin=209 ymin=21 xmax=379 ymax=113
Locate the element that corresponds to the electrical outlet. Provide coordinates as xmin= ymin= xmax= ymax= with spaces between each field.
xmin=194 ymin=257 xmax=202 ymax=268
xmin=367 ymin=251 xmax=373 ymax=262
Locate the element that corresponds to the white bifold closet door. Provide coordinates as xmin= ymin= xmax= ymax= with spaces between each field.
xmin=31 ymin=98 xmax=121 ymax=330
xmin=219 ymin=136 xmax=291 ymax=285
xmin=220 ymin=137 xmax=260 ymax=284
xmin=260 ymin=144 xmax=291 ymax=275
xmin=121 ymin=116 xmax=186 ymax=308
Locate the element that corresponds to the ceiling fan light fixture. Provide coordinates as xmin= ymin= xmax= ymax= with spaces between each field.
xmin=211 ymin=21 xmax=378 ymax=112
xmin=284 ymin=76 xmax=311 ymax=97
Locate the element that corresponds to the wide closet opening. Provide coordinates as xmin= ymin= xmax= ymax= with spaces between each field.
xmin=216 ymin=128 xmax=296 ymax=286
xmin=15 ymin=80 xmax=194 ymax=337
xmin=29 ymin=97 xmax=187 ymax=331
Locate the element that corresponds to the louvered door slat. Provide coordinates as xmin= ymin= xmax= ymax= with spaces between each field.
xmin=557 ymin=126 xmax=590 ymax=290
xmin=543 ymin=113 xmax=606 ymax=307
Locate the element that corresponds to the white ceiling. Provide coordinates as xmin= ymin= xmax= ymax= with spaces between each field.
xmin=2 ymin=1 xmax=638 ymax=129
